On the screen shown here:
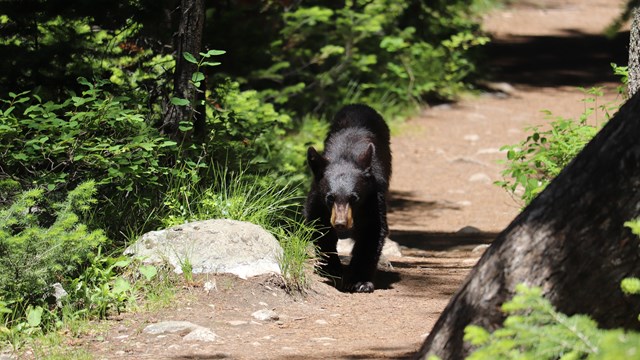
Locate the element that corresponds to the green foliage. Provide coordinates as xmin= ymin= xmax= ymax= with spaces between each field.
xmin=207 ymin=80 xmax=295 ymax=173
xmin=0 ymin=182 xmax=106 ymax=305
xmin=67 ymin=251 xmax=135 ymax=318
xmin=0 ymin=182 xmax=170 ymax=350
xmin=0 ymin=76 xmax=303 ymax=241
xmin=0 ymin=79 xmax=172 ymax=193
xmin=465 ymin=284 xmax=640 ymax=360
xmin=496 ymin=88 xmax=619 ymax=205
xmin=256 ymin=0 xmax=489 ymax=114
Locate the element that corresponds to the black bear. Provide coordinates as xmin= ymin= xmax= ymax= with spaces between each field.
xmin=304 ymin=104 xmax=392 ymax=293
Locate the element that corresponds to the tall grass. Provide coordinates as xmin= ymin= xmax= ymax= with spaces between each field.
xmin=160 ymin=163 xmax=317 ymax=291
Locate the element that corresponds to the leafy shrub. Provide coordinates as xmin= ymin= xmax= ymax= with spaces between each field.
xmin=254 ymin=0 xmax=489 ymax=115
xmin=0 ymin=181 xmax=106 ymax=306
xmin=0 ymin=75 xmax=304 ymax=241
xmin=496 ymin=88 xmax=620 ymax=205
xmin=463 ymin=284 xmax=640 ymax=360
xmin=0 ymin=182 xmax=170 ymax=349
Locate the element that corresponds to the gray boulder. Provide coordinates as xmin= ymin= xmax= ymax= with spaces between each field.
xmin=124 ymin=219 xmax=283 ymax=279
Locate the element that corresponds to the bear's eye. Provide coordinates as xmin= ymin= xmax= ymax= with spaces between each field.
xmin=325 ymin=194 xmax=335 ymax=205
xmin=349 ymin=194 xmax=359 ymax=203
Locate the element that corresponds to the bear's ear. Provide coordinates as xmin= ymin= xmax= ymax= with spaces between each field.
xmin=307 ymin=146 xmax=328 ymax=179
xmin=357 ymin=143 xmax=374 ymax=171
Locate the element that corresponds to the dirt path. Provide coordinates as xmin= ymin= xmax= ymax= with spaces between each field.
xmin=75 ymin=1 xmax=627 ymax=359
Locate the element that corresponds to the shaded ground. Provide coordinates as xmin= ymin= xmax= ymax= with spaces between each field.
xmin=55 ymin=1 xmax=628 ymax=359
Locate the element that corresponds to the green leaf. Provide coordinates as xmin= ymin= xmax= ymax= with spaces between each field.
xmin=203 ymin=49 xmax=226 ymax=57
xmin=139 ymin=265 xmax=158 ymax=281
xmin=201 ymin=61 xmax=221 ymax=67
xmin=621 ymin=277 xmax=640 ymax=295
xmin=112 ymin=277 xmax=131 ymax=294
xmin=183 ymin=52 xmax=198 ymax=64
xmin=192 ymin=72 xmax=205 ymax=83
xmin=160 ymin=140 xmax=178 ymax=148
xmin=26 ymin=306 xmax=43 ymax=328
xmin=170 ymin=97 xmax=190 ymax=106
xmin=624 ymin=219 xmax=640 ymax=236
xmin=464 ymin=325 xmax=491 ymax=346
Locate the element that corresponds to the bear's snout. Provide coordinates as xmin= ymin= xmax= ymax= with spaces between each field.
xmin=331 ymin=202 xmax=353 ymax=232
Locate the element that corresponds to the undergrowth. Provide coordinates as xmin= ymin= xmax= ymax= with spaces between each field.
xmin=496 ymin=87 xmax=621 ymax=206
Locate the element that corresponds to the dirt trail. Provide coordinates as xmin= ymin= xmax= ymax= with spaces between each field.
xmin=77 ymin=1 xmax=627 ymax=359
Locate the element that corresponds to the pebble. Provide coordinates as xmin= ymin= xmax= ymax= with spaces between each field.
xmin=456 ymin=226 xmax=481 ymax=234
xmin=469 ymin=173 xmax=492 ymax=184
xmin=183 ymin=327 xmax=218 ymax=342
xmin=464 ymin=134 xmax=480 ymax=142
xmin=228 ymin=320 xmax=248 ymax=326
xmin=252 ymin=309 xmax=279 ymax=321
xmin=203 ymin=281 xmax=217 ymax=293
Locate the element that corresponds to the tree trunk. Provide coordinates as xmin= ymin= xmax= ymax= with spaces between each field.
xmin=162 ymin=0 xmax=206 ymax=140
xmin=417 ymin=92 xmax=640 ymax=360
xmin=629 ymin=6 xmax=640 ymax=97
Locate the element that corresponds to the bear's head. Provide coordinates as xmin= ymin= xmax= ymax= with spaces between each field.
xmin=307 ymin=144 xmax=375 ymax=236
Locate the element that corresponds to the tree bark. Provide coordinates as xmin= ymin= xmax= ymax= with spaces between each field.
xmin=162 ymin=0 xmax=206 ymax=140
xmin=417 ymin=92 xmax=640 ymax=359
xmin=629 ymin=6 xmax=640 ymax=97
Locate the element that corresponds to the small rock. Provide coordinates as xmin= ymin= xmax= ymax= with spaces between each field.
xmin=51 ymin=283 xmax=68 ymax=307
xmin=252 ymin=309 xmax=279 ymax=321
xmin=457 ymin=226 xmax=481 ymax=235
xmin=183 ymin=327 xmax=218 ymax=342
xmin=468 ymin=173 xmax=492 ymax=184
xmin=203 ymin=281 xmax=217 ymax=293
xmin=228 ymin=320 xmax=248 ymax=326
xmin=464 ymin=134 xmax=480 ymax=142
xmin=315 ymin=319 xmax=328 ymax=325
xmin=143 ymin=321 xmax=199 ymax=335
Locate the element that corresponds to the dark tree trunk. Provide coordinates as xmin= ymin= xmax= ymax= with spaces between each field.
xmin=162 ymin=0 xmax=206 ymax=140
xmin=417 ymin=92 xmax=640 ymax=359
xmin=630 ymin=7 xmax=640 ymax=97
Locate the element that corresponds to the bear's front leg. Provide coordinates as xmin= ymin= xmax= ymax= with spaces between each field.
xmin=344 ymin=230 xmax=383 ymax=293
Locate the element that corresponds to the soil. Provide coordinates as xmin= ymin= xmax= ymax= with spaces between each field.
xmin=61 ymin=1 xmax=630 ymax=359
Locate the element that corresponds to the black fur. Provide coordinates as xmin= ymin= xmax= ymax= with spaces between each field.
xmin=304 ymin=104 xmax=391 ymax=293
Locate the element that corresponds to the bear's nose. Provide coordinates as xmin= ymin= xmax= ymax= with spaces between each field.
xmin=333 ymin=220 xmax=348 ymax=231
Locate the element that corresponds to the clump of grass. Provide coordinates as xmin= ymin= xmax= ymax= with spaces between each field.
xmin=161 ymin=163 xmax=317 ymax=291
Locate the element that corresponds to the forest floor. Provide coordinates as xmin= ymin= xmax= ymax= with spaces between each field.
xmin=61 ymin=0 xmax=628 ymax=359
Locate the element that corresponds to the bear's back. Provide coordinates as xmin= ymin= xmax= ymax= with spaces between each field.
xmin=328 ymin=104 xmax=390 ymax=145
xmin=324 ymin=104 xmax=391 ymax=185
